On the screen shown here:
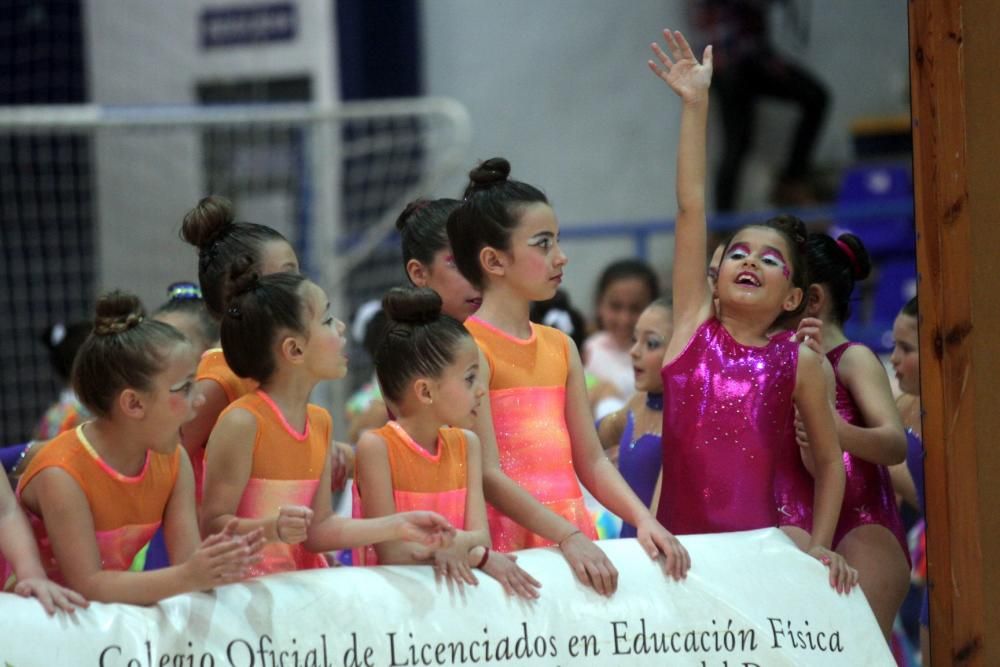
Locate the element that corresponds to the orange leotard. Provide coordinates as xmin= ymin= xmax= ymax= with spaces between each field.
xmin=465 ymin=317 xmax=597 ymax=551
xmin=352 ymin=421 xmax=469 ymax=565
xmin=221 ymin=390 xmax=330 ymax=575
xmin=190 ymin=348 xmax=259 ymax=501
xmin=11 ymin=426 xmax=180 ymax=586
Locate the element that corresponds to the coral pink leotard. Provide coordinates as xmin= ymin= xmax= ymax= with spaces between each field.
xmin=465 ymin=317 xmax=597 ymax=552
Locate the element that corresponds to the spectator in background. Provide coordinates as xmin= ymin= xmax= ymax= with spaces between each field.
xmin=34 ymin=321 xmax=92 ymax=440
xmin=690 ymin=0 xmax=830 ymax=210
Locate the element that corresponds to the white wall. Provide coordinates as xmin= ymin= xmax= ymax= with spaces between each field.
xmin=422 ymin=0 xmax=911 ymax=313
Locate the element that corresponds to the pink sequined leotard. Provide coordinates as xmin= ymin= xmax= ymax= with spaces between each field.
xmin=657 ymin=318 xmax=798 ymax=534
xmin=465 ymin=317 xmax=597 ymax=552
xmin=828 ymin=343 xmax=908 ymax=555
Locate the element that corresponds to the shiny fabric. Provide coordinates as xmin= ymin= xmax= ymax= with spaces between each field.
xmin=617 ymin=411 xmax=662 ymax=539
xmin=658 ymin=318 xmax=797 ymax=534
xmin=222 ymin=390 xmax=330 ymax=576
xmin=11 ymin=426 xmax=180 ymax=586
xmin=353 ymin=422 xmax=469 ymax=566
xmin=827 ymin=343 xmax=908 ymax=556
xmin=465 ymin=317 xmax=597 ymax=551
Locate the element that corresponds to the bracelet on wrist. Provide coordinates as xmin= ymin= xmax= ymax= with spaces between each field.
xmin=476 ymin=546 xmax=490 ymax=569
xmin=558 ymin=529 xmax=582 ymax=548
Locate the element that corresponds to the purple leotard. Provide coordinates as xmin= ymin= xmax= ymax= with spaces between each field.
xmin=617 ymin=400 xmax=663 ymax=538
xmin=658 ymin=318 xmax=798 ymax=534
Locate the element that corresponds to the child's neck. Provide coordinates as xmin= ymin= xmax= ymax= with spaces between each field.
xmin=719 ymin=308 xmax=773 ymax=346
xmin=260 ymin=368 xmax=319 ymax=432
xmin=393 ymin=414 xmax=441 ymax=455
xmin=820 ymin=320 xmax=848 ymax=353
xmin=85 ymin=418 xmax=150 ymax=477
xmin=474 ymin=285 xmax=533 ymax=339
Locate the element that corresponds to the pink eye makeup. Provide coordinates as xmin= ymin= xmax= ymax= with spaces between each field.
xmin=761 ymin=248 xmax=790 ymax=280
xmin=726 ymin=243 xmax=751 ymax=260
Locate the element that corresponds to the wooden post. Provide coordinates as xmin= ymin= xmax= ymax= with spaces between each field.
xmin=909 ymin=0 xmax=1000 ymax=664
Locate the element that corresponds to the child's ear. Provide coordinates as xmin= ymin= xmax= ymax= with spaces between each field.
xmin=118 ymin=388 xmax=146 ymax=419
xmin=406 ymin=259 xmax=429 ymax=287
xmin=412 ymin=378 xmax=434 ymax=405
xmin=783 ymin=286 xmax=805 ymax=313
xmin=480 ymin=246 xmax=506 ymax=279
xmin=280 ymin=334 xmax=306 ymax=365
xmin=806 ymin=284 xmax=824 ymax=315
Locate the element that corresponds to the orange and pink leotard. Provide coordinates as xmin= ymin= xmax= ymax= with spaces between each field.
xmin=190 ymin=348 xmax=259 ymax=501
xmin=465 ymin=316 xmax=597 ymax=552
xmin=352 ymin=421 xmax=469 ymax=565
xmin=9 ymin=425 xmax=180 ymax=587
xmin=220 ymin=390 xmax=329 ymax=576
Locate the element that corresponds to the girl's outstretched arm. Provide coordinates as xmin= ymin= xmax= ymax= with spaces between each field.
xmin=470 ymin=348 xmax=620 ymax=596
xmin=0 ymin=476 xmax=87 ymax=614
xmin=649 ymin=29 xmax=715 ymax=359
xmin=794 ymin=345 xmax=857 ymax=594
xmin=565 ymin=336 xmax=690 ymax=581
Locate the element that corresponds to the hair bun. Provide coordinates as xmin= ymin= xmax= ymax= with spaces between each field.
xmin=382 ymin=287 xmax=442 ymax=325
xmin=468 ymin=157 xmax=511 ymax=188
xmin=835 ymin=233 xmax=872 ymax=281
xmin=224 ymin=257 xmax=261 ymax=313
xmin=180 ymin=195 xmax=235 ymax=249
xmin=93 ymin=291 xmax=146 ymax=336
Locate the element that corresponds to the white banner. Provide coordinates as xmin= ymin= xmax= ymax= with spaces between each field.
xmin=0 ymin=529 xmax=893 ymax=666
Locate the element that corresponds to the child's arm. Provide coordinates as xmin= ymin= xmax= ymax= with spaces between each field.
xmin=201 ymin=407 xmax=304 ymax=541
xmin=649 ymin=30 xmax=715 ymax=360
xmin=596 ymin=406 xmax=628 ymax=451
xmin=0 ymin=478 xmax=86 ymax=614
xmin=793 ymin=345 xmax=856 ymax=593
xmin=470 ymin=349 xmax=621 ymax=596
xmin=23 ymin=467 xmax=259 ymax=605
xmin=889 ymin=462 xmax=919 ymax=511
xmin=835 ymin=345 xmax=907 ymax=465
xmin=461 ymin=432 xmax=541 ymax=598
xmin=305 ymin=442 xmax=455 ymax=553
xmin=565 ymin=338 xmax=690 ymax=581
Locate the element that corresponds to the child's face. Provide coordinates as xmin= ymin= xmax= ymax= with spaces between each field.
xmin=430 ymin=337 xmax=484 ymax=429
xmin=501 ymin=203 xmax=568 ymax=302
xmin=598 ymin=277 xmax=653 ymax=349
xmin=890 ymin=313 xmax=919 ymax=396
xmin=143 ymin=342 xmax=202 ymax=453
xmin=301 ymin=282 xmax=348 ymax=380
xmin=715 ymin=228 xmax=802 ymax=317
xmin=630 ymin=305 xmax=672 ymax=393
xmin=258 ymin=239 xmax=300 ymax=276
xmin=416 ymin=247 xmax=482 ymax=322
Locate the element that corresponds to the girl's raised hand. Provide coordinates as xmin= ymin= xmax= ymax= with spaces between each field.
xmin=648 ymin=30 xmax=713 ymax=105
xmin=13 ymin=577 xmax=88 ymax=615
xmin=481 ymin=552 xmax=542 ymax=600
xmin=809 ymin=545 xmax=860 ymax=594
xmin=392 ymin=510 xmax=457 ymax=548
xmin=635 ymin=515 xmax=691 ymax=581
xmin=793 ymin=317 xmax=825 ymax=355
xmin=185 ymin=520 xmax=264 ymax=590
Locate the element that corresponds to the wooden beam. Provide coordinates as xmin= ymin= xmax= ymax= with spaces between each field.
xmin=909 ymin=0 xmax=1000 ymax=663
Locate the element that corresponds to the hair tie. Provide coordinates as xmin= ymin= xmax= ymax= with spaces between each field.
xmin=227 ymin=305 xmax=242 ymax=319
xmin=94 ymin=314 xmax=144 ymax=336
xmin=167 ymin=282 xmax=202 ymax=302
xmin=835 ymin=239 xmax=863 ymax=279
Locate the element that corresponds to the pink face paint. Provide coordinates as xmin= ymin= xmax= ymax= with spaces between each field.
xmin=762 ymin=247 xmax=791 ymax=280
xmin=726 ymin=242 xmax=751 ymax=259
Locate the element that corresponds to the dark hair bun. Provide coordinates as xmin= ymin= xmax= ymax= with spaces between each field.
xmin=382 ymin=287 xmax=442 ymax=325
xmin=395 ymin=198 xmax=431 ymax=232
xmin=836 ymin=233 xmax=872 ymax=281
xmin=93 ymin=291 xmax=146 ymax=336
xmin=468 ymin=157 xmax=511 ymax=188
xmin=181 ymin=195 xmax=235 ymax=249
xmin=224 ymin=256 xmax=261 ymax=307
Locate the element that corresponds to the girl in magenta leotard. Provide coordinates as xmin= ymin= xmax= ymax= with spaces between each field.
xmin=647 ymin=29 xmax=856 ymax=592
